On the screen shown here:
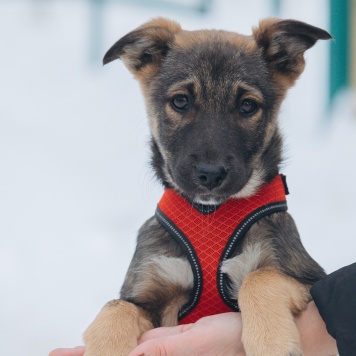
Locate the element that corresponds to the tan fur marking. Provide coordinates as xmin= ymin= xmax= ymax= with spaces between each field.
xmin=273 ymin=61 xmax=305 ymax=88
xmin=165 ymin=103 xmax=196 ymax=125
xmin=236 ymin=82 xmax=264 ymax=103
xmin=166 ymin=78 xmax=200 ymax=98
xmin=263 ymin=113 xmax=279 ymax=147
xmin=137 ymin=17 xmax=181 ymax=34
xmin=238 ymin=267 xmax=309 ymax=356
xmin=221 ymin=241 xmax=276 ymax=297
xmin=174 ymin=30 xmax=256 ymax=53
xmin=125 ymin=256 xmax=192 ymax=316
xmin=161 ymin=295 xmax=189 ymax=327
xmin=83 ymin=300 xmax=153 ymax=356
xmin=252 ymin=18 xmax=282 ymax=44
xmin=132 ymin=62 xmax=161 ymax=82
xmin=232 ymin=166 xmax=265 ymax=199
xmin=238 ymin=109 xmax=263 ymax=128
xmin=136 ymin=256 xmax=193 ymax=292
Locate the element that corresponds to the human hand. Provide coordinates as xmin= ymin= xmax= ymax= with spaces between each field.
xmin=128 ymin=312 xmax=245 ymax=356
xmin=129 ymin=302 xmax=338 ymax=356
xmin=296 ymin=301 xmax=338 ymax=356
xmin=49 ymin=302 xmax=337 ymax=356
xmin=49 ymin=346 xmax=85 ymax=356
xmin=48 ymin=313 xmax=244 ymax=356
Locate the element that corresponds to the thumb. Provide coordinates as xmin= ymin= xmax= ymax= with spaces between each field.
xmin=49 ymin=346 xmax=85 ymax=356
xmin=128 ymin=337 xmax=176 ymax=356
xmin=138 ymin=323 xmax=194 ymax=344
xmin=129 ymin=324 xmax=194 ymax=356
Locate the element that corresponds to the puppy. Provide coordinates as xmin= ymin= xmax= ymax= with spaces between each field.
xmin=84 ymin=18 xmax=331 ymax=355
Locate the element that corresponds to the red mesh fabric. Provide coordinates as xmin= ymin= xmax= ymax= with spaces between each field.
xmin=157 ymin=175 xmax=287 ymax=324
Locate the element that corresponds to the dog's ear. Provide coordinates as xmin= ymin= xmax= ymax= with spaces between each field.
xmin=253 ymin=18 xmax=331 ymax=85
xmin=103 ymin=18 xmax=181 ymax=78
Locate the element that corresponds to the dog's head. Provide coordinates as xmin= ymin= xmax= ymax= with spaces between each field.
xmin=104 ymin=18 xmax=331 ymax=205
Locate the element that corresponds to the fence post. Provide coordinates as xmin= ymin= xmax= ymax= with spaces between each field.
xmin=351 ymin=0 xmax=356 ymax=90
xmin=89 ymin=0 xmax=104 ymax=64
xmin=329 ymin=0 xmax=351 ymax=104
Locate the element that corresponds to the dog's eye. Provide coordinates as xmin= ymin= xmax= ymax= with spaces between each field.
xmin=239 ymin=99 xmax=259 ymax=115
xmin=171 ymin=95 xmax=189 ymax=112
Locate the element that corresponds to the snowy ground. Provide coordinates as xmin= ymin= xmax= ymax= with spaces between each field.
xmin=0 ymin=1 xmax=355 ymax=355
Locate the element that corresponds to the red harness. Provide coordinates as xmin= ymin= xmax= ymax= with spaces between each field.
xmin=155 ymin=175 xmax=288 ymax=324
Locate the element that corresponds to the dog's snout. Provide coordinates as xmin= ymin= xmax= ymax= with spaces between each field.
xmin=196 ymin=164 xmax=227 ymax=190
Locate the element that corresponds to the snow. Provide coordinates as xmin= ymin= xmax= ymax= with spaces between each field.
xmin=0 ymin=1 xmax=355 ymax=355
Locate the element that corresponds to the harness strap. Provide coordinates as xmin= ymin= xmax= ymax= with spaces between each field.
xmin=155 ymin=175 xmax=288 ymax=323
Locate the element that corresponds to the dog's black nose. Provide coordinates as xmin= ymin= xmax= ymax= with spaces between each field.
xmin=196 ymin=164 xmax=227 ymax=190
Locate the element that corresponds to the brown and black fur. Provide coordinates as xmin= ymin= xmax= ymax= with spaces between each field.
xmin=84 ymin=18 xmax=332 ymax=355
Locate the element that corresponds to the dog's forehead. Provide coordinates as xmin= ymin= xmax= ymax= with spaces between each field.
xmin=160 ymin=29 xmax=269 ymax=94
xmin=174 ymin=29 xmax=256 ymax=53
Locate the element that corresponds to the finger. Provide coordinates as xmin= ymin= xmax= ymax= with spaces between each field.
xmin=129 ymin=337 xmax=176 ymax=356
xmin=49 ymin=346 xmax=85 ymax=356
xmin=138 ymin=323 xmax=194 ymax=344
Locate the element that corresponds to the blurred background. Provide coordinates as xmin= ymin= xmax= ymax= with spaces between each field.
xmin=0 ymin=0 xmax=355 ymax=354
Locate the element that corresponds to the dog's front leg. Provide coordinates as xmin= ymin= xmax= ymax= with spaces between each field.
xmin=83 ymin=299 xmax=153 ymax=356
xmin=238 ymin=266 xmax=309 ymax=356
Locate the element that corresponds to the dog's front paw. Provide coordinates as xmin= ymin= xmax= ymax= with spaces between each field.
xmin=238 ymin=267 xmax=308 ymax=356
xmin=242 ymin=327 xmax=302 ymax=356
xmin=240 ymin=304 xmax=303 ymax=356
xmin=83 ymin=299 xmax=153 ymax=356
xmin=84 ymin=339 xmax=135 ymax=356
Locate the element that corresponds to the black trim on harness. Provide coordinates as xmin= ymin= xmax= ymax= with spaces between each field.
xmin=217 ymin=201 xmax=288 ymax=311
xmin=155 ymin=207 xmax=202 ymax=321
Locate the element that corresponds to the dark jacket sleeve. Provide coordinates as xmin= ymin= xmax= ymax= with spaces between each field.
xmin=310 ymin=262 xmax=356 ymax=356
